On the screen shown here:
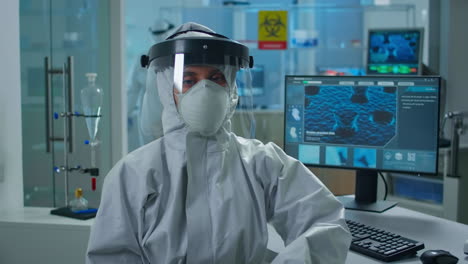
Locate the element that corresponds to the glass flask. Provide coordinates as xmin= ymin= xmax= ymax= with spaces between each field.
xmin=81 ymin=73 xmax=103 ymax=167
xmin=80 ymin=73 xmax=103 ymax=145
xmin=69 ymin=188 xmax=88 ymax=212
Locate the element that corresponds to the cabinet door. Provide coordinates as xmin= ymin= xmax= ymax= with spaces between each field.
xmin=20 ymin=0 xmax=111 ymax=207
xmin=20 ymin=0 xmax=55 ymax=207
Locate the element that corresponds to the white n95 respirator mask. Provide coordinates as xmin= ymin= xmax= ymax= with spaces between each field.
xmin=177 ymin=79 xmax=230 ymax=136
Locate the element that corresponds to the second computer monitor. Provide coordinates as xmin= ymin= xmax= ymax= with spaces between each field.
xmin=366 ymin=28 xmax=424 ymax=75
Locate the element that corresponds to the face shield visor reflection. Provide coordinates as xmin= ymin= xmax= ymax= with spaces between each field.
xmin=171 ymin=53 xmax=238 ymax=96
xmin=232 ymin=67 xmax=256 ymax=138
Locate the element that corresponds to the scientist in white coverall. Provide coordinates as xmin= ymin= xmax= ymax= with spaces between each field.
xmin=86 ymin=22 xmax=351 ymax=263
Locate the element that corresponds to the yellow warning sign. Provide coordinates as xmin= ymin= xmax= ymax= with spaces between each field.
xmin=258 ymin=10 xmax=288 ymax=49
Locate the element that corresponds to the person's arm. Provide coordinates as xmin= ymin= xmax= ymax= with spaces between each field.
xmin=263 ymin=143 xmax=351 ymax=264
xmin=86 ymin=161 xmax=146 ymax=264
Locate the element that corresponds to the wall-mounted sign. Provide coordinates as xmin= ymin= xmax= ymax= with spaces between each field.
xmin=258 ymin=10 xmax=288 ymax=50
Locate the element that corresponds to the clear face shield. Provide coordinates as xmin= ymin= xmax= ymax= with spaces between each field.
xmin=142 ymin=36 xmax=255 ymax=138
xmin=232 ymin=67 xmax=256 ymax=138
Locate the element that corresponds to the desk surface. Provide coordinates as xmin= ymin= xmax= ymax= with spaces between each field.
xmin=345 ymin=206 xmax=468 ymax=263
xmin=0 ymin=207 xmax=93 ymax=229
xmin=267 ymin=206 xmax=468 ymax=263
xmin=1 ymin=206 xmax=467 ymax=263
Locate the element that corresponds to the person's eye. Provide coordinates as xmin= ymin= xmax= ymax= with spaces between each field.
xmin=183 ymin=79 xmax=195 ymax=86
xmin=210 ymin=73 xmax=227 ymax=86
xmin=182 ymin=79 xmax=196 ymax=91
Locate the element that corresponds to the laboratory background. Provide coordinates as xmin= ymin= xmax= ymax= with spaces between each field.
xmin=1 ymin=0 xmax=468 ymax=263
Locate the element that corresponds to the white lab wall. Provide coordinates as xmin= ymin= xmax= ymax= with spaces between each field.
xmin=440 ymin=0 xmax=468 ymax=224
xmin=0 ymin=0 xmax=24 ymax=210
xmin=442 ymin=0 xmax=468 ymax=147
xmin=111 ymin=0 xmax=129 ymax=163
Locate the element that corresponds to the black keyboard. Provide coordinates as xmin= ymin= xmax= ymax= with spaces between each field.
xmin=346 ymin=219 xmax=425 ymax=262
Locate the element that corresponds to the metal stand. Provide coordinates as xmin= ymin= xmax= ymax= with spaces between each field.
xmin=338 ymin=170 xmax=397 ymax=213
xmin=51 ymin=112 xmax=101 ymax=219
xmin=53 ymin=113 xmax=101 ymax=202
xmin=47 ymin=57 xmax=101 ymax=218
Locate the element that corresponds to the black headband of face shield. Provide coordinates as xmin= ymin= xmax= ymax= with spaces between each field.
xmin=140 ymin=29 xmax=254 ymax=69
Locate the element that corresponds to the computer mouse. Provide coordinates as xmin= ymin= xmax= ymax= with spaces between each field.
xmin=420 ymin=249 xmax=459 ymax=264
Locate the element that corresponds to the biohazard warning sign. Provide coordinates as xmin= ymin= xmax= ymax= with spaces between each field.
xmin=258 ymin=10 xmax=288 ymax=50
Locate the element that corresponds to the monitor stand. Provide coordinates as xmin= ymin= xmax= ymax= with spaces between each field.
xmin=337 ymin=169 xmax=397 ymax=213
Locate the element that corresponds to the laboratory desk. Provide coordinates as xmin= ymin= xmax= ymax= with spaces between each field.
xmin=1 ymin=206 xmax=467 ymax=264
xmin=0 ymin=207 xmax=93 ymax=264
xmin=344 ymin=206 xmax=468 ymax=263
xmin=266 ymin=206 xmax=468 ymax=263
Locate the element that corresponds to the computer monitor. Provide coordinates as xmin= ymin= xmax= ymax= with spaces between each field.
xmin=284 ymin=75 xmax=440 ymax=212
xmin=366 ymin=28 xmax=424 ymax=75
xmin=316 ymin=66 xmax=365 ymax=76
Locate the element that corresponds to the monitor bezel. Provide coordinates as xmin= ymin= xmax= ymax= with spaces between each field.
xmin=366 ymin=28 xmax=425 ymax=76
xmin=283 ymin=75 xmax=441 ymax=176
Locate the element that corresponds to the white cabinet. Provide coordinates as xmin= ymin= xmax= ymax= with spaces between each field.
xmin=0 ymin=207 xmax=92 ymax=264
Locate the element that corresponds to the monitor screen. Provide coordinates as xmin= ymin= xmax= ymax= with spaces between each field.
xmin=366 ymin=28 xmax=423 ymax=75
xmin=284 ymin=75 xmax=440 ymax=175
xmin=316 ymin=66 xmax=365 ymax=76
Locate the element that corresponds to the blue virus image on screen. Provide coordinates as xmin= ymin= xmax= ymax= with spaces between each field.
xmin=367 ymin=29 xmax=422 ymax=75
xmin=326 ymin=146 xmax=348 ymax=166
xmin=354 ymin=148 xmax=377 ymax=168
xmin=369 ymin=32 xmax=419 ymax=63
xmin=304 ymin=85 xmax=396 ymax=146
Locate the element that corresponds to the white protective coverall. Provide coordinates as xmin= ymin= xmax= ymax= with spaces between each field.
xmin=87 ymin=22 xmax=351 ymax=264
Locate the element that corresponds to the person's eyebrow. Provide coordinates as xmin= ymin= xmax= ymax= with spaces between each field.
xmin=183 ymin=71 xmax=196 ymax=76
xmin=209 ymin=69 xmax=223 ymax=76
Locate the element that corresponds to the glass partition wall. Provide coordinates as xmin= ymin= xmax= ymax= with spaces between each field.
xmin=20 ymin=0 xmax=112 ymax=207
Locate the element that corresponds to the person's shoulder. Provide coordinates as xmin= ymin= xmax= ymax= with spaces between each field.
xmin=232 ymin=134 xmax=285 ymax=158
xmin=232 ymin=134 xmax=264 ymax=150
xmin=112 ymin=137 xmax=166 ymax=176
xmin=125 ymin=137 xmax=165 ymax=163
xmin=104 ymin=137 xmax=166 ymax=187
